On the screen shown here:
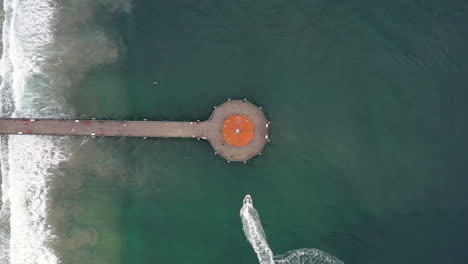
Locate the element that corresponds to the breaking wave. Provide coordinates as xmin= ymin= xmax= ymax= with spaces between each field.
xmin=0 ymin=0 xmax=71 ymax=263
xmin=240 ymin=195 xmax=343 ymax=264
xmin=0 ymin=0 xmax=128 ymax=263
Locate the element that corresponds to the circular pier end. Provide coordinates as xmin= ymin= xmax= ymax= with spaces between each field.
xmin=207 ymin=100 xmax=269 ymax=162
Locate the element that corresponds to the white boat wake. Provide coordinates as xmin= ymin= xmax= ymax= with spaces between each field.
xmin=240 ymin=195 xmax=343 ymax=264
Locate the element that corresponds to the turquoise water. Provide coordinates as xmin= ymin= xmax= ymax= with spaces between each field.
xmin=2 ymin=0 xmax=468 ymax=263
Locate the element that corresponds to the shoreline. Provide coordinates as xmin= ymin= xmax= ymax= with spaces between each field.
xmin=0 ymin=0 xmax=5 ymax=214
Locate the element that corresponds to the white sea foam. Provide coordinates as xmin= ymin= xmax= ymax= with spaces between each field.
xmin=240 ymin=195 xmax=275 ymax=264
xmin=5 ymin=136 xmax=69 ymax=264
xmin=274 ymin=249 xmax=343 ymax=264
xmin=240 ymin=195 xmax=343 ymax=264
xmin=0 ymin=137 xmax=12 ymax=264
xmin=0 ymin=0 xmax=70 ymax=263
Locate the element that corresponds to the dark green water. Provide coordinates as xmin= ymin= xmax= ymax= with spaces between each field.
xmin=67 ymin=0 xmax=468 ymax=263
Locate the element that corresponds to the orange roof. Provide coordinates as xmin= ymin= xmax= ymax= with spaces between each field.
xmin=222 ymin=115 xmax=254 ymax=146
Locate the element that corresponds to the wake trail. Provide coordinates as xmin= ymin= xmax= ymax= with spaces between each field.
xmin=240 ymin=195 xmax=343 ymax=264
xmin=240 ymin=195 xmax=275 ymax=264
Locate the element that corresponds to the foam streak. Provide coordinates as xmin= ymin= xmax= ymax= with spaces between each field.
xmin=240 ymin=195 xmax=343 ymax=264
xmin=0 ymin=0 xmax=69 ymax=263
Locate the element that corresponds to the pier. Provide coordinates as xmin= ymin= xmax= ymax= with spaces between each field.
xmin=0 ymin=100 xmax=269 ymax=162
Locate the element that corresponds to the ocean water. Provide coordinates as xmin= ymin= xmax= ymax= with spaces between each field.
xmin=0 ymin=0 xmax=130 ymax=263
xmin=2 ymin=0 xmax=468 ymax=264
xmin=240 ymin=194 xmax=342 ymax=264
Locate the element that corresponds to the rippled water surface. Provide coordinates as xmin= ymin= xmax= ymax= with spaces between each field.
xmin=2 ymin=0 xmax=468 ymax=263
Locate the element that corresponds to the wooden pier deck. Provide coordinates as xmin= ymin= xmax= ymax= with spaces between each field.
xmin=0 ymin=100 xmax=269 ymax=162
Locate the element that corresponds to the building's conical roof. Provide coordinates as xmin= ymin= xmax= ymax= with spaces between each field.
xmin=222 ymin=115 xmax=254 ymax=146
